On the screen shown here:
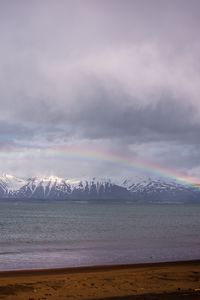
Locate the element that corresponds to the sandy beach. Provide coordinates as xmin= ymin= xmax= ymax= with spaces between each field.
xmin=0 ymin=260 xmax=200 ymax=299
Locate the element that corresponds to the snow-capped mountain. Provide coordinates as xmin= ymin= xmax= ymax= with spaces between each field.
xmin=121 ymin=175 xmax=200 ymax=202
xmin=0 ymin=174 xmax=199 ymax=202
xmin=0 ymin=175 xmax=129 ymax=200
xmin=0 ymin=174 xmax=27 ymax=196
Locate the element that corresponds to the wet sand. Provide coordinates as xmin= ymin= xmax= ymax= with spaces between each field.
xmin=0 ymin=260 xmax=200 ymax=299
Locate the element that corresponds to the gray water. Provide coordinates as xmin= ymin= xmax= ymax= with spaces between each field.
xmin=0 ymin=200 xmax=200 ymax=271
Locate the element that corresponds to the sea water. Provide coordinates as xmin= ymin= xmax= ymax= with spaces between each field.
xmin=0 ymin=200 xmax=200 ymax=270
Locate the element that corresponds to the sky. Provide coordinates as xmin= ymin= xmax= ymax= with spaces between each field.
xmin=0 ymin=0 xmax=200 ymax=179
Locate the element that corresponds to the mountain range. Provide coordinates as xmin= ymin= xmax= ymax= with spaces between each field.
xmin=0 ymin=174 xmax=199 ymax=202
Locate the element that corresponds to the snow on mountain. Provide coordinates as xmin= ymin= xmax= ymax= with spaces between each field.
xmin=122 ymin=176 xmax=182 ymax=192
xmin=0 ymin=174 xmax=199 ymax=202
xmin=9 ymin=176 xmax=121 ymax=199
xmin=0 ymin=174 xmax=26 ymax=195
xmin=120 ymin=175 xmax=200 ymax=202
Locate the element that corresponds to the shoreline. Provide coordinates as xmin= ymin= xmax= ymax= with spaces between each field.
xmin=0 ymin=260 xmax=200 ymax=299
xmin=0 ymin=259 xmax=200 ymax=276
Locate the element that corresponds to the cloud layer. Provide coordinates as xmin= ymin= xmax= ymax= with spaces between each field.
xmin=0 ymin=0 xmax=200 ymax=178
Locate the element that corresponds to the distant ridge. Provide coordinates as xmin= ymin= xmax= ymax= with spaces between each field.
xmin=0 ymin=174 xmax=199 ymax=202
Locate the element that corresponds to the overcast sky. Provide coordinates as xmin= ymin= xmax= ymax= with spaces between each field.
xmin=0 ymin=0 xmax=200 ymax=179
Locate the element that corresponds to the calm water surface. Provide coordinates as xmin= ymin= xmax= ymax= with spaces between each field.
xmin=0 ymin=200 xmax=200 ymax=270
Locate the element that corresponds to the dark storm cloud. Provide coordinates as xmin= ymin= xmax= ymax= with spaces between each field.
xmin=0 ymin=0 xmax=200 ymax=176
xmin=0 ymin=120 xmax=34 ymax=140
xmin=70 ymin=97 xmax=198 ymax=143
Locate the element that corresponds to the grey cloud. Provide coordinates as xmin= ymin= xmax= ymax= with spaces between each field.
xmin=0 ymin=120 xmax=34 ymax=139
xmin=59 ymin=90 xmax=200 ymax=145
xmin=1 ymin=45 xmax=200 ymax=144
xmin=0 ymin=0 xmax=200 ymax=177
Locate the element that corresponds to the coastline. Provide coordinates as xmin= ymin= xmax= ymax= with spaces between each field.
xmin=0 ymin=260 xmax=200 ymax=299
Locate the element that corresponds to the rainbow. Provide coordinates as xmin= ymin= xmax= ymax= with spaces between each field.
xmin=43 ymin=145 xmax=200 ymax=188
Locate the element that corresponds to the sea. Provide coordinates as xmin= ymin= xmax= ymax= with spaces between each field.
xmin=0 ymin=200 xmax=200 ymax=271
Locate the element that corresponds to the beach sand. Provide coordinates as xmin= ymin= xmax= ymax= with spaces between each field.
xmin=0 ymin=261 xmax=200 ymax=299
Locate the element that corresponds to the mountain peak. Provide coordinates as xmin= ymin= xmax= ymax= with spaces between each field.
xmin=0 ymin=174 xmax=199 ymax=202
